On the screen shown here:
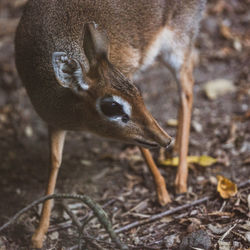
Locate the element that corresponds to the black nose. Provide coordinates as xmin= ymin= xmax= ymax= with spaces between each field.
xmin=165 ymin=137 xmax=173 ymax=149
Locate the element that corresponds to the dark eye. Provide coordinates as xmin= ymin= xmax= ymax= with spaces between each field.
xmin=122 ymin=114 xmax=129 ymax=123
xmin=100 ymin=100 xmax=125 ymax=117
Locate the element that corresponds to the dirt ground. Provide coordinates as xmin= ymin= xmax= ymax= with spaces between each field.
xmin=0 ymin=0 xmax=249 ymax=249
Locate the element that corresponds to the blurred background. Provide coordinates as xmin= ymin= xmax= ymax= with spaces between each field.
xmin=0 ymin=0 xmax=249 ymax=249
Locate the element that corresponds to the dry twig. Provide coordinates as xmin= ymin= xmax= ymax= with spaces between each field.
xmin=48 ymin=198 xmax=116 ymax=233
xmin=115 ymin=197 xmax=209 ymax=234
xmin=114 ymin=179 xmax=250 ymax=234
xmin=0 ymin=194 xmax=128 ymax=250
xmin=219 ymin=223 xmax=237 ymax=241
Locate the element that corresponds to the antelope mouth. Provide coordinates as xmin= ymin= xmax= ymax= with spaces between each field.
xmin=134 ymin=139 xmax=159 ymax=149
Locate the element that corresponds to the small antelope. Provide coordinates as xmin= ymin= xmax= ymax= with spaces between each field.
xmin=15 ymin=0 xmax=206 ymax=248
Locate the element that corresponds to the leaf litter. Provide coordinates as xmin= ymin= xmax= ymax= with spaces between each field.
xmin=0 ymin=0 xmax=250 ymax=249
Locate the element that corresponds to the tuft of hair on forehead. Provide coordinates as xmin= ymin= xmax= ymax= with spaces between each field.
xmin=100 ymin=59 xmax=141 ymax=98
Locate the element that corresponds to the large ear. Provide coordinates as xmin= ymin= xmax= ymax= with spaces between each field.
xmin=83 ymin=22 xmax=110 ymax=68
xmin=52 ymin=52 xmax=89 ymax=91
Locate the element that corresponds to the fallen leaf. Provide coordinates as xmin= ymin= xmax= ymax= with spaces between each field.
xmin=220 ymin=24 xmax=234 ymax=40
xmin=187 ymin=217 xmax=201 ymax=233
xmin=217 ymin=175 xmax=237 ymax=199
xmin=218 ymin=240 xmax=231 ymax=250
xmin=203 ymin=79 xmax=236 ymax=100
xmin=167 ymin=118 xmax=178 ymax=127
xmin=239 ymin=221 xmax=250 ymax=231
xmin=208 ymin=224 xmax=231 ymax=235
xmin=160 ymin=155 xmax=217 ymax=167
xmin=160 ymin=216 xmax=173 ymax=223
xmin=160 ymin=157 xmax=179 ymax=166
xmin=196 ymin=155 xmax=218 ymax=166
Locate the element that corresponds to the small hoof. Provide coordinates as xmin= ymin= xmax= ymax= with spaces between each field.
xmin=157 ymin=182 xmax=171 ymax=206
xmin=158 ymin=192 xmax=172 ymax=206
xmin=175 ymin=179 xmax=187 ymax=194
xmin=31 ymin=231 xmax=45 ymax=249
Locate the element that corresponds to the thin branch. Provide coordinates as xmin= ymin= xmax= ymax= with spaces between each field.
xmin=61 ymin=202 xmax=83 ymax=249
xmin=115 ymin=196 xmax=209 ymax=234
xmin=0 ymin=194 xmax=128 ymax=250
xmin=1 ymin=180 xmax=249 ymax=249
xmin=82 ymin=231 xmax=107 ymax=250
xmin=219 ymin=223 xmax=237 ymax=241
xmin=114 ymin=180 xmax=250 ymax=235
xmin=61 ymin=202 xmax=82 ymax=231
xmin=48 ymin=198 xmax=116 ymax=233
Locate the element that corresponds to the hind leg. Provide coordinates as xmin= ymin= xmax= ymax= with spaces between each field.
xmin=161 ymin=40 xmax=195 ymax=194
xmin=174 ymin=57 xmax=194 ymax=193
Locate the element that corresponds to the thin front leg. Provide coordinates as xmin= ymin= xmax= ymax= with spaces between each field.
xmin=140 ymin=147 xmax=171 ymax=205
xmin=32 ymin=127 xmax=66 ymax=248
xmin=175 ymin=62 xmax=194 ymax=194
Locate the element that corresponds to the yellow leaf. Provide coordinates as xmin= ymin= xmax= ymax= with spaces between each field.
xmin=217 ymin=175 xmax=237 ymax=199
xmin=160 ymin=155 xmax=217 ymax=167
xmin=160 ymin=157 xmax=179 ymax=166
xmin=196 ymin=155 xmax=217 ymax=167
xmin=167 ymin=119 xmax=178 ymax=127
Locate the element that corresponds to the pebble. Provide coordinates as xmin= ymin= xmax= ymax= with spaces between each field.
xmin=49 ymin=231 xmax=59 ymax=241
xmin=164 ymin=234 xmax=180 ymax=248
xmin=179 ymin=230 xmax=211 ymax=250
xmin=233 ymin=241 xmax=241 ymax=248
xmin=203 ymin=79 xmax=236 ymax=100
xmin=192 ymin=120 xmax=203 ymax=133
xmin=245 ymin=231 xmax=250 ymax=243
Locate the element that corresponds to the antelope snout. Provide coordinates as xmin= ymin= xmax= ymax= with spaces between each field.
xmin=162 ymin=136 xmax=173 ymax=149
xmin=151 ymin=120 xmax=173 ymax=149
xmin=155 ymin=131 xmax=173 ymax=149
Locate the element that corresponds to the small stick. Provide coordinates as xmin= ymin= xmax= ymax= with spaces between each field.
xmin=114 ymin=180 xmax=250 ymax=235
xmin=219 ymin=201 xmax=227 ymax=212
xmin=61 ymin=202 xmax=82 ymax=230
xmin=219 ymin=223 xmax=237 ymax=241
xmin=61 ymin=202 xmax=83 ymax=249
xmin=48 ymin=198 xmax=116 ymax=233
xmin=0 ymin=194 xmax=128 ymax=250
xmin=115 ymin=196 xmax=209 ymax=234
xmin=82 ymin=231 xmax=107 ymax=250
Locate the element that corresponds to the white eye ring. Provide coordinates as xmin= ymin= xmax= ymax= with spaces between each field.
xmin=112 ymin=96 xmax=131 ymax=117
xmin=96 ymin=95 xmax=131 ymax=126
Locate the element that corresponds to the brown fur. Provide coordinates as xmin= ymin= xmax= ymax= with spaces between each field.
xmin=15 ymin=0 xmax=206 ymax=248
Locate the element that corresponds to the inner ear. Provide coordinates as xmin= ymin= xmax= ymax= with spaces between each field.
xmin=83 ymin=22 xmax=110 ymax=69
xmin=52 ymin=52 xmax=89 ymax=91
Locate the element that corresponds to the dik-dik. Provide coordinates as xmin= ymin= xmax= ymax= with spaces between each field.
xmin=15 ymin=0 xmax=206 ymax=248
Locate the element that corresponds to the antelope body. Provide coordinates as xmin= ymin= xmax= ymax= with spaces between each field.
xmin=15 ymin=0 xmax=206 ymax=248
